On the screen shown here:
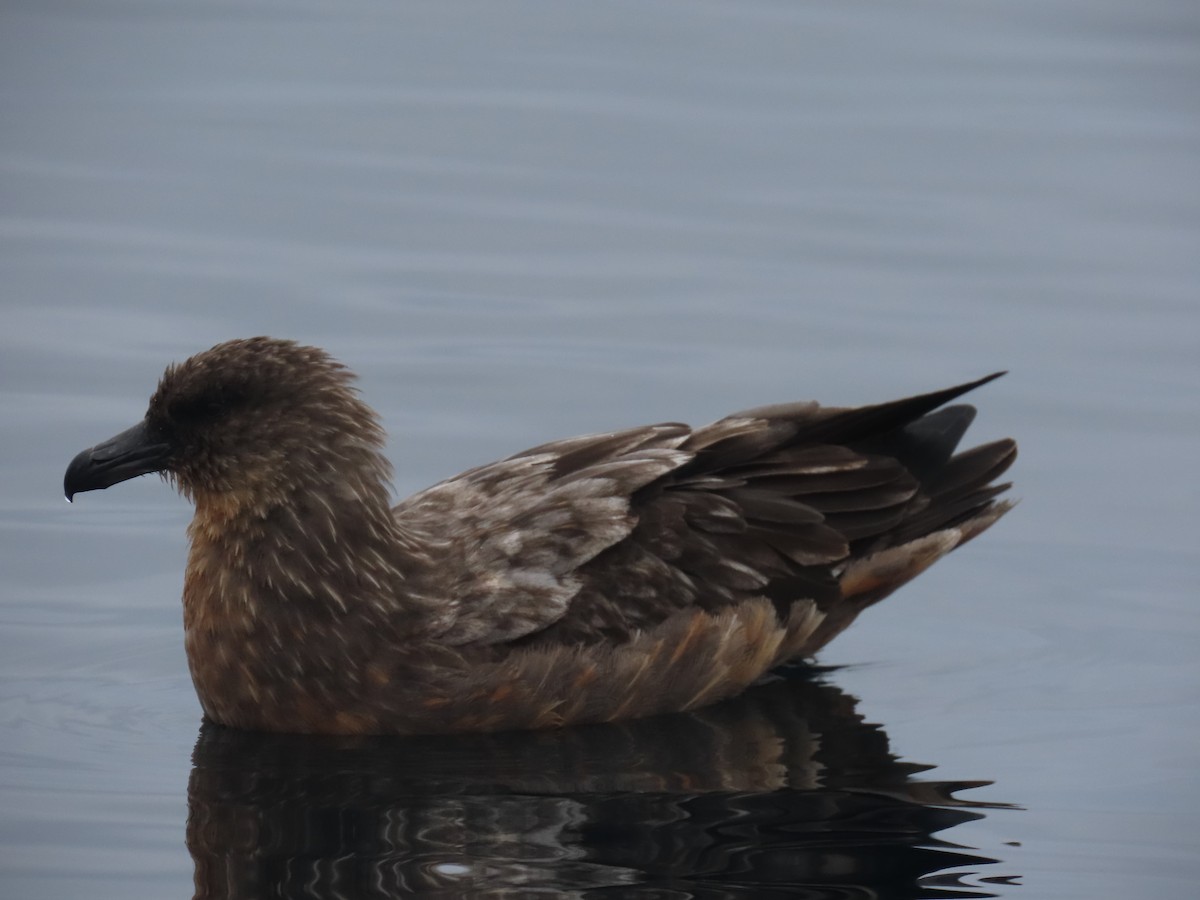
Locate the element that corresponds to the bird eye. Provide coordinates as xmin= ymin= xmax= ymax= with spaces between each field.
xmin=168 ymin=395 xmax=222 ymax=423
xmin=168 ymin=385 xmax=246 ymax=424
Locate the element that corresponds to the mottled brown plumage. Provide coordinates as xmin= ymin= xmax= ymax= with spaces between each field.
xmin=64 ymin=337 xmax=1016 ymax=734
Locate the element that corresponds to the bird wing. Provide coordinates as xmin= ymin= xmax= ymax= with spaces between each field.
xmin=395 ymin=374 xmax=1015 ymax=650
xmin=391 ymin=423 xmax=695 ymax=645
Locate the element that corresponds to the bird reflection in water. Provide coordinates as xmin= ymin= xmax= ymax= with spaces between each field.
xmin=188 ymin=670 xmax=1018 ymax=899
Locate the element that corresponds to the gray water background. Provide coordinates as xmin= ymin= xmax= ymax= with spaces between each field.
xmin=2 ymin=1 xmax=1198 ymax=897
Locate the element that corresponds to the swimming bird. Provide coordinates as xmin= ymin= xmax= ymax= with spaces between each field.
xmin=64 ymin=338 xmax=1016 ymax=735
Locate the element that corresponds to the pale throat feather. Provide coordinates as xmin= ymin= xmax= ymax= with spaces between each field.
xmin=182 ymin=438 xmax=433 ymax=638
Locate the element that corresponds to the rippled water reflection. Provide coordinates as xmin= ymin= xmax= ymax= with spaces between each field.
xmin=188 ymin=672 xmax=1013 ymax=899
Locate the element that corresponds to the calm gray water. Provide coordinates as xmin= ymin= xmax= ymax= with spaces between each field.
xmin=2 ymin=1 xmax=1198 ymax=897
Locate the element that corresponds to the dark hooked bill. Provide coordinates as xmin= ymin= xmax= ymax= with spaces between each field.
xmin=64 ymin=420 xmax=171 ymax=501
